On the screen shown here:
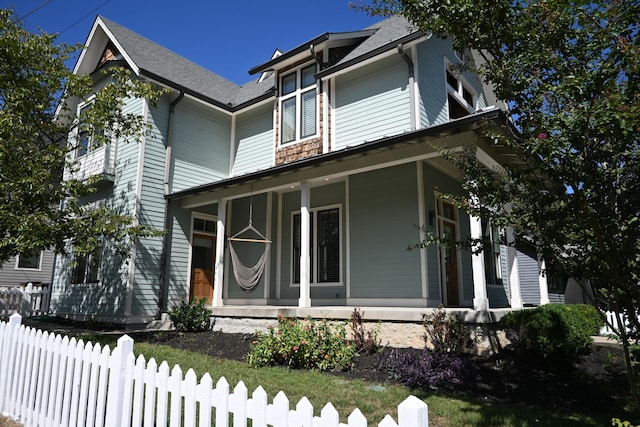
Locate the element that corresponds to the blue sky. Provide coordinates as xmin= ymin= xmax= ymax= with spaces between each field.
xmin=4 ymin=0 xmax=381 ymax=85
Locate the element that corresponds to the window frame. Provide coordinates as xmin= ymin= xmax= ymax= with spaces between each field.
xmin=71 ymin=244 xmax=103 ymax=286
xmin=481 ymin=219 xmax=503 ymax=286
xmin=278 ymin=62 xmax=319 ymax=147
xmin=290 ymin=204 xmax=342 ymax=287
xmin=76 ymin=98 xmax=109 ymax=159
xmin=444 ymin=60 xmax=477 ymax=119
xmin=15 ymin=251 xmax=43 ymax=270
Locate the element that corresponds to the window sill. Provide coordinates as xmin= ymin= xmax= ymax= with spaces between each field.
xmin=290 ymin=282 xmax=343 ymax=288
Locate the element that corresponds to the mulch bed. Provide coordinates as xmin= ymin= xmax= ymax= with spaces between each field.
xmin=21 ymin=317 xmax=630 ymax=419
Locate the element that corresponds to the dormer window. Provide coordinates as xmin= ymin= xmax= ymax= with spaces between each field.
xmin=280 ymin=63 xmax=318 ymax=145
xmin=445 ymin=67 xmax=476 ymax=120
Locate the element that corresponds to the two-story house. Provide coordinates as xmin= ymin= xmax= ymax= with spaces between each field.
xmin=50 ymin=15 xmax=566 ymax=326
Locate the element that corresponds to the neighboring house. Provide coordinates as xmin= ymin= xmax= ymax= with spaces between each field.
xmin=0 ymin=251 xmax=54 ymax=288
xmin=50 ymin=15 xmax=558 ymax=325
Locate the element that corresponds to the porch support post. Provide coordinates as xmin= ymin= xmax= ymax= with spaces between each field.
xmin=538 ymin=258 xmax=550 ymax=305
xmin=299 ymin=181 xmax=311 ymax=307
xmin=213 ymin=199 xmax=227 ymax=307
xmin=470 ymin=214 xmax=489 ymax=311
xmin=506 ymin=227 xmax=523 ymax=308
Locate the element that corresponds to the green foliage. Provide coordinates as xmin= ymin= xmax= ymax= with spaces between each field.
xmin=361 ymin=0 xmax=640 ymax=402
xmin=247 ymin=315 xmax=356 ymax=371
xmin=349 ymin=307 xmax=382 ymax=354
xmin=501 ymin=304 xmax=600 ymax=370
xmin=612 ymin=418 xmax=640 ymax=427
xmin=0 ymin=8 xmax=166 ymax=262
xmin=169 ymin=297 xmax=212 ymax=332
xmin=422 ymin=306 xmax=472 ymax=354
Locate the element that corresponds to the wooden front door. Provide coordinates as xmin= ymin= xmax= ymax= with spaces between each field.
xmin=190 ymin=234 xmax=216 ymax=304
xmin=438 ymin=199 xmax=460 ymax=306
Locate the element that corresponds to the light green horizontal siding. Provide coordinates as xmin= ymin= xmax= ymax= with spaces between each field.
xmin=51 ymin=95 xmax=145 ymax=318
xmin=334 ymin=55 xmax=411 ymax=150
xmin=171 ymin=98 xmax=232 ymax=192
xmin=233 ymin=104 xmax=274 ymax=176
xmin=165 ymin=203 xmax=192 ymax=308
xmin=349 ymin=164 xmax=422 ymax=298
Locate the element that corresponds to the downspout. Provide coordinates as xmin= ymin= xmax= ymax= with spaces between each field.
xmin=158 ymin=91 xmax=184 ymax=318
xmin=398 ymin=43 xmax=417 ymax=131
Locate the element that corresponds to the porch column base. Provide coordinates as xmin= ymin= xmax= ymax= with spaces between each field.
xmin=473 ymin=297 xmax=489 ymax=312
xmin=298 ymin=297 xmax=311 ymax=308
xmin=510 ymin=297 xmax=523 ymax=309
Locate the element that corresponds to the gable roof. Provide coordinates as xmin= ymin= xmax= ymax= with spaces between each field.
xmin=76 ymin=15 xmax=423 ymax=112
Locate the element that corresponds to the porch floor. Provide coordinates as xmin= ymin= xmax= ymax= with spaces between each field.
xmin=206 ymin=305 xmax=513 ymax=324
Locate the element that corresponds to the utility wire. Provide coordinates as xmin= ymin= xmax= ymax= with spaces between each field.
xmin=59 ymin=0 xmax=112 ymax=35
xmin=17 ymin=0 xmax=53 ymax=21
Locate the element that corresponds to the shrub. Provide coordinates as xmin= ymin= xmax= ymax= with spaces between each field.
xmin=422 ymin=306 xmax=471 ymax=353
xmin=169 ymin=297 xmax=212 ymax=332
xmin=387 ymin=349 xmax=475 ymax=391
xmin=349 ymin=308 xmax=382 ymax=354
xmin=500 ymin=304 xmax=601 ymax=370
xmin=247 ymin=315 xmax=356 ymax=371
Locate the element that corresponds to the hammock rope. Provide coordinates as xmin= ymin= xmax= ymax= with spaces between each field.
xmin=228 ymin=191 xmax=271 ymax=293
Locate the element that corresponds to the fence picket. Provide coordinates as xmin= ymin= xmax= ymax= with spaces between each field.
xmin=0 ymin=315 xmax=431 ymax=427
xmin=169 ymin=364 xmax=183 ymax=427
xmin=143 ymin=358 xmax=158 ymax=427
xmin=183 ymin=369 xmax=198 ymax=427
xmin=155 ymin=361 xmax=170 ymax=427
xmin=94 ymin=344 xmax=112 ymax=427
xmin=198 ymin=373 xmax=213 ymax=427
xmin=231 ymin=381 xmax=248 ymax=427
xmin=131 ymin=354 xmax=147 ymax=427
xmin=75 ymin=340 xmax=94 ymax=427
xmin=213 ymin=376 xmax=230 ymax=427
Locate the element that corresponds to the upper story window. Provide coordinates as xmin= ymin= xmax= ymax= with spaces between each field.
xmin=15 ymin=251 xmax=42 ymax=270
xmin=76 ymin=102 xmax=109 ymax=158
xmin=445 ymin=66 xmax=476 ymax=120
xmin=280 ymin=63 xmax=318 ymax=145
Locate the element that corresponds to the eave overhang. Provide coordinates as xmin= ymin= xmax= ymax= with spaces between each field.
xmin=248 ymin=30 xmax=377 ymax=75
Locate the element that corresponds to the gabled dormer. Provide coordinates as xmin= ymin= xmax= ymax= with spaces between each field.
xmin=249 ymin=30 xmax=376 ymax=165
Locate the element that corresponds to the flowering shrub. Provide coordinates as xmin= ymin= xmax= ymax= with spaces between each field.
xmin=387 ymin=349 xmax=475 ymax=391
xmin=247 ymin=315 xmax=356 ymax=371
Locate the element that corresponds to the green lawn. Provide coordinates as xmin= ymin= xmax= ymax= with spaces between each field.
xmin=78 ymin=333 xmax=615 ymax=427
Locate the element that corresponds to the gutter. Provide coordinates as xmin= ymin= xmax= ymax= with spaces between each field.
xmin=158 ymin=91 xmax=184 ymax=317
xmin=397 ymin=43 xmax=416 ymax=131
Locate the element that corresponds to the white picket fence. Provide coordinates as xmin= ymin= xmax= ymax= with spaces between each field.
xmin=0 ymin=283 xmax=51 ymax=318
xmin=0 ymin=314 xmax=429 ymax=427
xmin=600 ymin=310 xmax=640 ymax=337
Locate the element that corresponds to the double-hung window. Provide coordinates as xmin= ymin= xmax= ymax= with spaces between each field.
xmin=445 ymin=65 xmax=476 ymax=119
xmin=72 ymin=245 xmax=103 ymax=285
xmin=77 ymin=102 xmax=107 ymax=158
xmin=292 ymin=206 xmax=340 ymax=284
xmin=280 ymin=64 xmax=317 ymax=145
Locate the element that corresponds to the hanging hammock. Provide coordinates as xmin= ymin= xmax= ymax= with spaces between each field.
xmin=228 ymin=195 xmax=271 ymax=293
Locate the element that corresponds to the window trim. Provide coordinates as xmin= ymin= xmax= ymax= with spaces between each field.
xmin=15 ymin=251 xmax=43 ymax=271
xmin=76 ymin=97 xmax=111 ymax=159
xmin=278 ymin=62 xmax=320 ymax=147
xmin=444 ymin=60 xmax=477 ymax=118
xmin=290 ymin=204 xmax=343 ymax=287
xmin=71 ymin=244 xmax=103 ymax=286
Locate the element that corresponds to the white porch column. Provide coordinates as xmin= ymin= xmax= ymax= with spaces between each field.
xmin=470 ymin=214 xmax=489 ymax=311
xmin=213 ymin=199 xmax=227 ymax=307
xmin=299 ymin=181 xmax=311 ymax=307
xmin=506 ymin=227 xmax=523 ymax=308
xmin=538 ymin=258 xmax=550 ymax=305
